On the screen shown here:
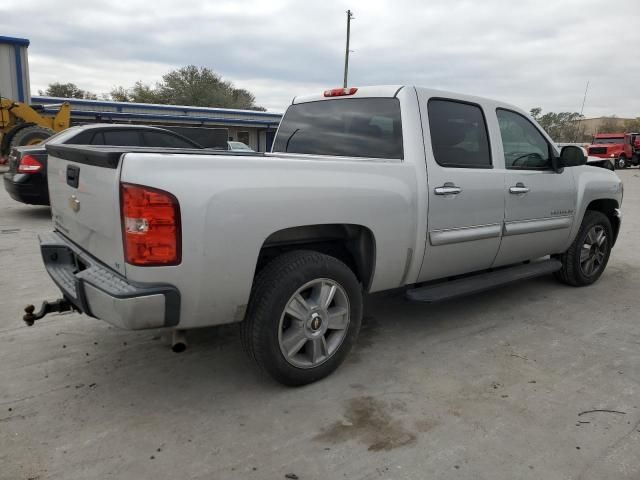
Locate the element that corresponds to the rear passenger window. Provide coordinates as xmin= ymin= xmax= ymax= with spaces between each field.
xmin=102 ymin=130 xmax=143 ymax=146
xmin=143 ymin=131 xmax=195 ymax=148
xmin=428 ymin=99 xmax=492 ymax=168
xmin=65 ymin=130 xmax=94 ymax=145
xmin=90 ymin=132 xmax=105 ymax=145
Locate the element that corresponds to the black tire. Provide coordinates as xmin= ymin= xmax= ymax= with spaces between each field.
xmin=9 ymin=125 xmax=55 ymax=149
xmin=241 ymin=250 xmax=362 ymax=386
xmin=554 ymin=211 xmax=613 ymax=286
xmin=1 ymin=125 xmax=24 ymax=157
xmin=617 ymin=157 xmax=627 ymax=169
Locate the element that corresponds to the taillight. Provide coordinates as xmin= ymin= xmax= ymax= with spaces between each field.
xmin=323 ymin=87 xmax=358 ymax=97
xmin=121 ymin=183 xmax=181 ymax=266
xmin=17 ymin=154 xmax=43 ymax=173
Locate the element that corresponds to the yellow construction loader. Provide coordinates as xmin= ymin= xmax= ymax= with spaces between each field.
xmin=0 ymin=97 xmax=71 ymax=158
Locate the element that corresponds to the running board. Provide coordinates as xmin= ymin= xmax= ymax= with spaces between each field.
xmin=406 ymin=259 xmax=562 ymax=303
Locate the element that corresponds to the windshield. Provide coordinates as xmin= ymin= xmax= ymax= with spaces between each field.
xmin=272 ymin=98 xmax=403 ymax=159
xmin=592 ymin=137 xmax=624 ymax=144
xmin=34 ymin=126 xmax=84 ymax=146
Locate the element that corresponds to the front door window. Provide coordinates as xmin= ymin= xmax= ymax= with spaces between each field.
xmin=497 ymin=109 xmax=552 ymax=170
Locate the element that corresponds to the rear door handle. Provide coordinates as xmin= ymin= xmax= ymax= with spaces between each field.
xmin=509 ymin=183 xmax=529 ymax=194
xmin=434 ymin=183 xmax=462 ymax=195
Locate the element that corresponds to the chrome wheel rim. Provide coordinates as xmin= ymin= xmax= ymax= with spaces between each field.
xmin=278 ymin=278 xmax=350 ymax=369
xmin=580 ymin=225 xmax=607 ymax=277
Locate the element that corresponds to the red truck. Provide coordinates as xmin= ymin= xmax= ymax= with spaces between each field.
xmin=588 ymin=132 xmax=640 ymax=169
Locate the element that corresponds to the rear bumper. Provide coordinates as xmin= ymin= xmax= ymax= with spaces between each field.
xmin=3 ymin=172 xmax=50 ymax=205
xmin=39 ymin=231 xmax=180 ymax=330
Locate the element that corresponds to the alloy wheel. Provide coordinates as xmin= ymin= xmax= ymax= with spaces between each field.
xmin=580 ymin=225 xmax=607 ymax=277
xmin=278 ymin=278 xmax=350 ymax=368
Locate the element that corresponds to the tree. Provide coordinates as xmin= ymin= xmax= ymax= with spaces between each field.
xmin=39 ymin=82 xmax=97 ymax=100
xmin=597 ymin=116 xmax=625 ymax=134
xmin=529 ymin=107 xmax=584 ymax=142
xmin=529 ymin=107 xmax=542 ymax=121
xmin=623 ymin=118 xmax=640 ymax=132
xmin=110 ymin=65 xmax=265 ymax=111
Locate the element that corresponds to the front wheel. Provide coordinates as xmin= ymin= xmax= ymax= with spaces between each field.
xmin=241 ymin=250 xmax=362 ymax=386
xmin=554 ymin=211 xmax=613 ymax=286
xmin=9 ymin=125 xmax=55 ymax=149
xmin=617 ymin=157 xmax=627 ymax=169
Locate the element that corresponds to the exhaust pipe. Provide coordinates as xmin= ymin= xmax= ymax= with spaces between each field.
xmin=171 ymin=329 xmax=187 ymax=353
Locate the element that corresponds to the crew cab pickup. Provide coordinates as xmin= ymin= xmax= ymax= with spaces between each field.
xmin=32 ymin=86 xmax=623 ymax=386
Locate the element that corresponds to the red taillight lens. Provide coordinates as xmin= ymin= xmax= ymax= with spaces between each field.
xmin=17 ymin=154 xmax=43 ymax=173
xmin=121 ymin=183 xmax=181 ymax=266
xmin=323 ymin=87 xmax=358 ymax=97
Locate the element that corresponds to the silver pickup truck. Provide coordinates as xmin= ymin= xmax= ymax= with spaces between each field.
xmin=30 ymin=85 xmax=623 ymax=386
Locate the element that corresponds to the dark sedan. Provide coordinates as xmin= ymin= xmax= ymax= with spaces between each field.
xmin=3 ymin=124 xmax=203 ymax=205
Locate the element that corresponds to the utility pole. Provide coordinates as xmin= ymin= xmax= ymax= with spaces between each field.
xmin=343 ymin=9 xmax=354 ymax=88
xmin=579 ymin=80 xmax=590 ymax=118
xmin=575 ymin=80 xmax=590 ymax=142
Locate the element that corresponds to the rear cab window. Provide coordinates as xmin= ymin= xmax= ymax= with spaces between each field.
xmin=427 ymin=99 xmax=492 ymax=168
xmin=272 ymin=98 xmax=403 ymax=159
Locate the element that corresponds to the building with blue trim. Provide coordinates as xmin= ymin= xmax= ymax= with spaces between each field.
xmin=33 ymin=96 xmax=283 ymax=151
xmin=0 ymin=36 xmax=30 ymax=103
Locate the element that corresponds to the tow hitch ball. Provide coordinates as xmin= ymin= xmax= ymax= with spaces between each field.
xmin=23 ymin=299 xmax=75 ymax=326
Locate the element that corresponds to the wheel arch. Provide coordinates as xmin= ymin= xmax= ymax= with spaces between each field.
xmin=586 ymin=198 xmax=621 ymax=245
xmin=256 ymin=224 xmax=377 ymax=291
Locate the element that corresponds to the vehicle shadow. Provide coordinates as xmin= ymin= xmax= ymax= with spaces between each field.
xmin=4 ymin=204 xmax=51 ymax=221
xmin=67 ymin=274 xmax=567 ymax=407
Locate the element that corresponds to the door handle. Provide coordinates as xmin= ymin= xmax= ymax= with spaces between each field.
xmin=509 ymin=183 xmax=530 ymax=194
xmin=434 ymin=183 xmax=462 ymax=195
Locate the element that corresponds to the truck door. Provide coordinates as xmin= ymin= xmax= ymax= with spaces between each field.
xmin=417 ymin=96 xmax=505 ymax=282
xmin=491 ymin=108 xmax=576 ymax=267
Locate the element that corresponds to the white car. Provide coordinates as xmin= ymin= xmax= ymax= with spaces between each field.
xmin=228 ymin=141 xmax=254 ymax=152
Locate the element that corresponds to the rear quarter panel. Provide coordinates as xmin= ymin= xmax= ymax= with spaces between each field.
xmin=120 ymin=153 xmax=419 ymax=328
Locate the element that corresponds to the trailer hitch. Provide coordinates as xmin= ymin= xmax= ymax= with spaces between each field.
xmin=23 ymin=298 xmax=76 ymax=326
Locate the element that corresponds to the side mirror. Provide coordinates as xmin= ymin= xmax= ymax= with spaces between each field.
xmin=559 ymin=145 xmax=587 ymax=168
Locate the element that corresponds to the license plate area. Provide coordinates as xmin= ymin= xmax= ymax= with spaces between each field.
xmin=41 ymin=244 xmax=82 ymax=300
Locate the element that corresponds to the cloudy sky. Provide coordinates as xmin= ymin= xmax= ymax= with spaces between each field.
xmin=2 ymin=0 xmax=639 ymax=117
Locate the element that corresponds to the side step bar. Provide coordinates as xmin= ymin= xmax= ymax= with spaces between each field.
xmin=406 ymin=259 xmax=562 ymax=303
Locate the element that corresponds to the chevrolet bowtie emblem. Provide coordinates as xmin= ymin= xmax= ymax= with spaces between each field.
xmin=69 ymin=195 xmax=80 ymax=213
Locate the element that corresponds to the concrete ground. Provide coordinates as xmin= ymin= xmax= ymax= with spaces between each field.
xmin=1 ymin=169 xmax=639 ymax=480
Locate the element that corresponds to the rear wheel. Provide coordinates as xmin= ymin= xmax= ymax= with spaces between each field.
xmin=9 ymin=125 xmax=55 ymax=149
xmin=554 ymin=211 xmax=613 ymax=286
xmin=241 ymin=250 xmax=362 ymax=386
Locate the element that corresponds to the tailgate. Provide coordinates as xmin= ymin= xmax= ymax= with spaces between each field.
xmin=46 ymin=145 xmax=127 ymax=275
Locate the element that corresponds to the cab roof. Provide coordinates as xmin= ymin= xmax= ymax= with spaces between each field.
xmin=292 ymin=85 xmax=405 ymax=104
xmin=291 ymin=85 xmax=527 ymax=116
